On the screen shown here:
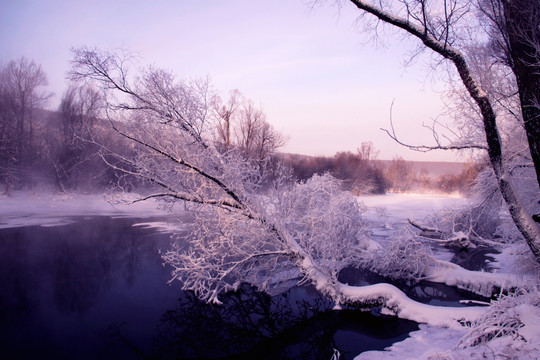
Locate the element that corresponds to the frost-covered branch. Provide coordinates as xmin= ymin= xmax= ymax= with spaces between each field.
xmin=70 ymin=47 xmax=511 ymax=328
xmin=339 ymin=282 xmax=485 ymax=328
xmin=458 ymin=289 xmax=540 ymax=348
xmin=345 ymin=0 xmax=540 ymax=261
xmin=381 ymin=101 xmax=488 ymax=152
xmin=358 ymin=229 xmax=522 ymax=296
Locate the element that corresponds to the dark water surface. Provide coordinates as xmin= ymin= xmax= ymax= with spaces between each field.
xmin=0 ymin=216 xmax=418 ymax=360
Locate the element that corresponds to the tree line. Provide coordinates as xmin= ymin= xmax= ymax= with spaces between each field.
xmin=280 ymin=144 xmax=481 ymax=195
xmin=0 ymin=58 xmax=108 ymax=191
xmin=1 ymin=57 xmax=476 ymax=196
xmin=0 ymin=58 xmax=287 ymax=194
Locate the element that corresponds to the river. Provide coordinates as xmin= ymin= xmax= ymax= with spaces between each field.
xmin=0 ymin=192 xmax=488 ymax=359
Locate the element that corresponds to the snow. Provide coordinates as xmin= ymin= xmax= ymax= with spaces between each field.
xmin=339 ymin=283 xmax=485 ymax=329
xmin=356 ymin=308 xmax=540 ymax=360
xmin=516 ymin=304 xmax=540 ymax=343
xmin=354 ymin=324 xmax=466 ymax=360
xmin=423 ymin=261 xmax=522 ymax=297
xmin=358 ymin=193 xmax=467 ymax=224
xmin=491 ymin=242 xmax=540 ymax=285
xmin=0 ymin=191 xmax=171 ymax=229
xmin=353 ymin=194 xmax=540 ymax=360
xmin=359 ymin=193 xmax=467 ymax=262
xmin=355 ymin=307 xmax=540 ymax=360
xmin=131 ymin=221 xmax=187 ymax=234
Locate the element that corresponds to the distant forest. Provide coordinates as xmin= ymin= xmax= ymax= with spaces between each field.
xmin=279 ymin=149 xmax=481 ymax=195
xmin=0 ymin=57 xmax=480 ymax=195
xmin=0 ymin=105 xmax=479 ymax=195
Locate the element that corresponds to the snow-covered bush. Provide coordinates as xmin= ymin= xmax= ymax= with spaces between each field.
xmin=276 ymin=173 xmax=371 ymax=279
xmin=423 ymin=168 xmax=502 ymax=245
xmin=163 ymin=208 xmax=297 ymax=303
xmin=162 ymin=173 xmax=371 ymax=303
xmin=423 ymin=158 xmax=540 ymax=250
xmin=473 ymin=160 xmax=540 ymax=240
xmin=427 ymin=200 xmax=500 ymax=243
xmin=458 ymin=289 xmax=540 ymax=352
xmin=357 ymin=229 xmax=432 ymax=281
xmin=494 ymin=242 xmax=540 ymax=285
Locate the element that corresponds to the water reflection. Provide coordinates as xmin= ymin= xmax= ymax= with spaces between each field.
xmin=0 ymin=216 xmax=177 ymax=359
xmin=0 ymin=216 xmax=418 ymax=360
xmin=450 ymin=246 xmax=498 ymax=271
xmin=150 ymin=284 xmax=418 ymax=360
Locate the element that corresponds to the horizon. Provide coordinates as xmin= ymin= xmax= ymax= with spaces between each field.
xmin=278 ymin=151 xmax=468 ymax=164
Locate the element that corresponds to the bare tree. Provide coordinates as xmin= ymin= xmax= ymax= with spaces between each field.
xmin=212 ymin=90 xmax=286 ymax=165
xmin=60 ymin=85 xmax=101 ymax=148
xmin=0 ymin=58 xmax=52 ymax=191
xmin=385 ymin=156 xmax=413 ymax=192
xmin=333 ymin=0 xmax=540 ymax=261
xmin=331 ymin=143 xmax=387 ymax=194
xmin=51 ymin=85 xmax=102 ymax=190
xmin=236 ymin=101 xmax=285 ymax=162
xmin=69 ymin=47 xmax=520 ymax=328
xmin=212 ymin=89 xmax=242 ymax=151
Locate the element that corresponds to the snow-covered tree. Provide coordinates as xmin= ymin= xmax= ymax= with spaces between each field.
xmin=68 ymin=47 xmax=522 ymax=328
xmin=51 ymin=84 xmax=102 ymax=191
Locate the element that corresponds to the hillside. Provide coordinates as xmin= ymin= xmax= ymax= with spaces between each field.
xmin=377 ymin=160 xmax=467 ymax=178
xmin=277 ymin=152 xmax=473 ymax=194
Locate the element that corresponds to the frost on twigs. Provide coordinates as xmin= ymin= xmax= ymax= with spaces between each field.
xmin=358 ymin=229 xmax=432 ymax=281
xmin=277 ymin=174 xmax=371 ymax=280
xmin=162 ymin=174 xmax=372 ymax=302
xmin=162 ymin=206 xmax=298 ymax=303
xmin=417 ymin=161 xmax=540 ymax=252
xmin=458 ymin=289 xmax=540 ymax=351
xmin=70 ymin=48 xmax=376 ymax=306
xmin=422 ymin=204 xmax=501 ymax=249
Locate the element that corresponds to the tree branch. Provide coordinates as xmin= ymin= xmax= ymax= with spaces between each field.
xmin=381 ymin=99 xmax=488 ymax=151
xmin=349 ymin=0 xmax=540 ymax=260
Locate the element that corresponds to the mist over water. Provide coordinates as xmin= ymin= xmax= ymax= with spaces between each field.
xmin=0 ymin=216 xmax=177 ymax=359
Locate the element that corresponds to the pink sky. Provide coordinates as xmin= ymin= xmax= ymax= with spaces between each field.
xmin=0 ymin=0 xmax=465 ymax=161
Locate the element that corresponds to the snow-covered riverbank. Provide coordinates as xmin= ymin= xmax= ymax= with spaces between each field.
xmin=0 ymin=191 xmax=170 ymax=229
xmin=359 ymin=192 xmax=466 ymax=223
xmin=355 ymin=194 xmax=540 ymax=360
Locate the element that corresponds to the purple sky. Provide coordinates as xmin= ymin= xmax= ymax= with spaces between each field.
xmin=0 ymin=0 xmax=464 ymax=161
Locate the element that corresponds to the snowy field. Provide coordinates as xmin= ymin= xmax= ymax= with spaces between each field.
xmin=359 ymin=193 xmax=466 ymax=223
